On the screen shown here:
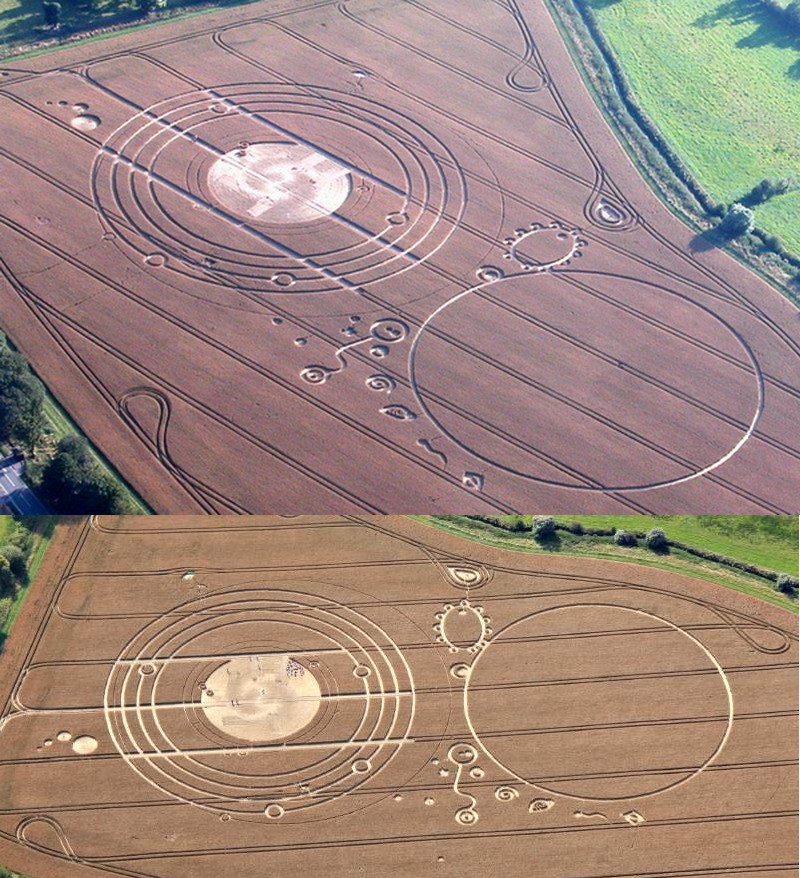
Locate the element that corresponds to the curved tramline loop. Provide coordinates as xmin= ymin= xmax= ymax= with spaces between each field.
xmin=408 ymin=269 xmax=765 ymax=493
xmin=464 ymin=603 xmax=735 ymax=802
xmin=103 ymin=586 xmax=419 ymax=821
xmin=90 ymin=83 xmax=467 ymax=295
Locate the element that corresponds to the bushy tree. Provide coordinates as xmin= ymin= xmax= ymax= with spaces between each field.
xmin=644 ymin=527 xmax=668 ymax=552
xmin=38 ymin=436 xmax=128 ymax=514
xmin=776 ymin=573 xmax=798 ymax=597
xmin=0 ymin=545 xmax=26 ymax=581
xmin=718 ymin=203 xmax=755 ymax=238
xmin=613 ymin=529 xmax=637 ymax=547
xmin=0 ymin=342 xmax=46 ymax=451
xmin=42 ymin=0 xmax=61 ymax=26
xmin=138 ymin=0 xmax=166 ymax=13
xmin=531 ymin=515 xmax=556 ymax=541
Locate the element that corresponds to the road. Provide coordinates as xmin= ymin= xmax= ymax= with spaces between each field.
xmin=0 ymin=455 xmax=48 ymax=515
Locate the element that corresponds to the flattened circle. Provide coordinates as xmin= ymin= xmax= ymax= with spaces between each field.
xmin=200 ymin=654 xmax=322 ymax=743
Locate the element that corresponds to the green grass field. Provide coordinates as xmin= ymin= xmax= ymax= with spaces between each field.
xmin=418 ymin=515 xmax=798 ymax=612
xmin=543 ymin=514 xmax=798 ymax=574
xmin=589 ymin=0 xmax=800 ymax=254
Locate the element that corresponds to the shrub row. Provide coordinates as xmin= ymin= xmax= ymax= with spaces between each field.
xmin=463 ymin=517 xmax=796 ymax=593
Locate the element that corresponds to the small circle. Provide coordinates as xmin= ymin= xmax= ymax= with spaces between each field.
xmin=58 ymin=100 xmax=69 ymax=107
xmin=387 ymin=211 xmax=409 ymax=225
xmin=597 ymin=202 xmax=624 ymax=225
xmin=450 ymin=663 xmax=470 ymax=680
xmin=353 ymin=664 xmax=371 ymax=678
xmin=455 ymin=807 xmax=478 ymax=826
xmin=294 ymin=337 xmax=308 ymax=347
xmin=72 ymin=736 xmax=99 ymax=755
xmin=272 ymin=317 xmax=284 ymax=325
xmin=370 ymin=345 xmax=389 ymax=358
xmin=73 ymin=102 xmax=89 ymax=112
xmin=271 ymin=273 xmax=296 ymax=288
xmin=352 ymin=759 xmax=371 ymax=774
xmin=394 ymin=794 xmax=403 ymax=802
xmin=447 ymin=744 xmax=478 ymax=766
xmin=469 ymin=767 xmax=485 ymax=779
xmin=476 ymin=265 xmax=503 ymax=283
xmin=43 ymin=739 xmax=53 ymax=747
xmin=70 ymin=114 xmax=101 ymax=131
xmin=139 ymin=663 xmax=156 ymax=676
xmin=265 ymin=803 xmax=285 ymax=819
xmin=56 ymin=731 xmax=72 ymax=742
xmin=300 ymin=365 xmax=332 ymax=385
xmin=424 ymin=797 xmax=435 ymax=806
xmin=220 ymin=814 xmax=231 ymax=822
xmin=144 ymin=253 xmax=167 ymax=267
xmin=207 ymin=143 xmax=352 ymax=224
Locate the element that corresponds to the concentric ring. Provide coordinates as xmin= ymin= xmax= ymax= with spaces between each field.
xmin=91 ymin=83 xmax=466 ymax=295
xmin=103 ymin=586 xmax=425 ymax=821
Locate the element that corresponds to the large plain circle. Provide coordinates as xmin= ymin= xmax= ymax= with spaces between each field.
xmin=465 ymin=604 xmax=732 ymax=800
xmin=409 ymin=271 xmax=762 ymax=491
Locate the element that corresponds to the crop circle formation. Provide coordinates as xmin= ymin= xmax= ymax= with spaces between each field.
xmin=91 ymin=84 xmax=465 ymax=295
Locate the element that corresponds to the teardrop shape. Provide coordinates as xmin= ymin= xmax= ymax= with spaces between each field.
xmin=380 ymin=404 xmax=417 ymax=421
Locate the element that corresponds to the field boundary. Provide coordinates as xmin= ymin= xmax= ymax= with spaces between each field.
xmin=544 ymin=0 xmax=800 ymax=301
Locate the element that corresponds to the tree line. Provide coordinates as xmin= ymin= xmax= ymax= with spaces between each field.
xmin=0 ymin=335 xmax=131 ymax=513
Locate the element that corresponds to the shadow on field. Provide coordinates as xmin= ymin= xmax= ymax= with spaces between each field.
xmin=692 ymin=0 xmax=800 ymax=77
xmin=689 ymin=226 xmax=730 ymax=253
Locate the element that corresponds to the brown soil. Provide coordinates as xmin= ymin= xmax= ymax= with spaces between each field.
xmin=0 ymin=516 xmax=796 ymax=878
xmin=0 ymin=0 xmax=799 ymax=513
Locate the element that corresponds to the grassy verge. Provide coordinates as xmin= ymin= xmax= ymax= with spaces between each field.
xmin=0 ymin=516 xmax=57 ymax=647
xmin=589 ymin=0 xmax=800 ymax=255
xmin=416 ymin=515 xmax=798 ymax=613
